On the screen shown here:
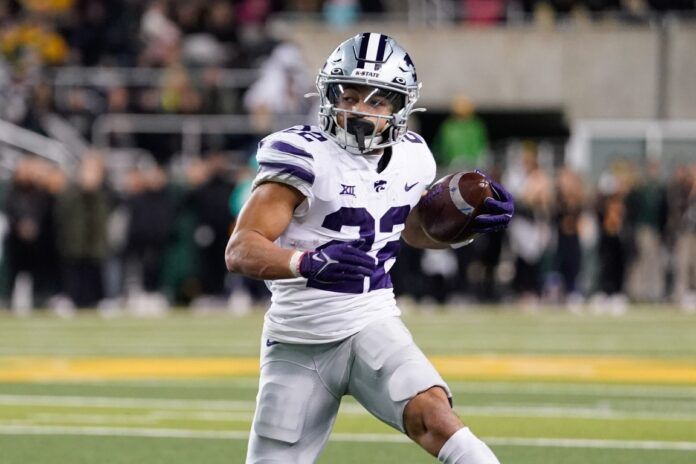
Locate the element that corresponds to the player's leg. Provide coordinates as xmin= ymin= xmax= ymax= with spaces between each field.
xmin=245 ymin=341 xmax=342 ymax=464
xmin=403 ymin=387 xmax=499 ymax=463
xmin=348 ymin=316 xmax=499 ymax=463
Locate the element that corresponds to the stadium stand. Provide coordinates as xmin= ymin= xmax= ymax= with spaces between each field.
xmin=1 ymin=0 xmax=695 ymax=313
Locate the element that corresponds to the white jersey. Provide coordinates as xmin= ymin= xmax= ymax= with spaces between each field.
xmin=252 ymin=125 xmax=436 ymax=343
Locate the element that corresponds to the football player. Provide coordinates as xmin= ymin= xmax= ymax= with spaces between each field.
xmin=226 ymin=33 xmax=514 ymax=464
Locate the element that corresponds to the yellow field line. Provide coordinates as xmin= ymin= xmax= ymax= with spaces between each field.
xmin=0 ymin=358 xmax=259 ymax=382
xmin=0 ymin=355 xmax=695 ymax=384
xmin=429 ymin=356 xmax=696 ymax=384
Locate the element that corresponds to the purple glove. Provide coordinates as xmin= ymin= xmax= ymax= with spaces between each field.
xmin=472 ymin=170 xmax=515 ymax=233
xmin=299 ymin=240 xmax=376 ymax=283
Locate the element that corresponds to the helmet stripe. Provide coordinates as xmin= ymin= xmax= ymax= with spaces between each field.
xmin=356 ymin=32 xmax=370 ymax=69
xmin=375 ymin=34 xmax=388 ymax=63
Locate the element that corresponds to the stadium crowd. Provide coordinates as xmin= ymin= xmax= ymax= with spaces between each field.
xmin=1 ymin=0 xmax=695 ymax=314
xmin=1 ymin=145 xmax=694 ymax=314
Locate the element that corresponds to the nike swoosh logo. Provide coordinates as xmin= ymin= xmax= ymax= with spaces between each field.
xmin=266 ymin=339 xmax=279 ymax=347
xmin=405 ymin=182 xmax=419 ymax=191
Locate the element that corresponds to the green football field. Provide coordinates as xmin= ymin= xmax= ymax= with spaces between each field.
xmin=0 ymin=307 xmax=695 ymax=463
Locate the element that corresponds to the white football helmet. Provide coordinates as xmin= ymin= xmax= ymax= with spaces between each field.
xmin=315 ymin=33 xmax=423 ymax=154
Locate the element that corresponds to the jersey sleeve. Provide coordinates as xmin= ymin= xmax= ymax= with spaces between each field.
xmin=407 ymin=131 xmax=437 ymax=186
xmin=252 ymin=130 xmax=317 ymax=216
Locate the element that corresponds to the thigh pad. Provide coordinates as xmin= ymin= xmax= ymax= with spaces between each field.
xmin=253 ymin=364 xmax=314 ymax=444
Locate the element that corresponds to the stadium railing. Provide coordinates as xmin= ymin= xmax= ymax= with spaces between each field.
xmin=91 ymin=113 xmax=311 ymax=157
xmin=0 ymin=119 xmax=76 ymax=172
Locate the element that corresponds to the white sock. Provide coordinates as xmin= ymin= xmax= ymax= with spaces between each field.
xmin=437 ymin=427 xmax=500 ymax=464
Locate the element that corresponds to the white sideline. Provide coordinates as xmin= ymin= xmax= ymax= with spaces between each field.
xmin=1 ymin=395 xmax=695 ymax=421
xmin=2 ymin=378 xmax=695 ymax=399
xmin=0 ymin=425 xmax=695 ymax=451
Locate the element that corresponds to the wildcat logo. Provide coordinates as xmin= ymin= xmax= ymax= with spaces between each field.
xmin=352 ymin=69 xmax=380 ymax=78
xmin=374 ymin=180 xmax=387 ymax=192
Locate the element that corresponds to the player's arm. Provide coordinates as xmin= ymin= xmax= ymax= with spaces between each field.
xmin=225 ymin=182 xmax=304 ymax=280
xmin=401 ymin=202 xmax=449 ymax=249
xmin=225 ymin=181 xmax=377 ymax=281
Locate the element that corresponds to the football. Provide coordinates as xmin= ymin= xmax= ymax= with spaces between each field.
xmin=416 ymin=171 xmax=493 ymax=244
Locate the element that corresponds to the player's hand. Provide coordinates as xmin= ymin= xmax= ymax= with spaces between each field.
xmin=471 ymin=170 xmax=514 ymax=233
xmin=299 ymin=240 xmax=377 ymax=283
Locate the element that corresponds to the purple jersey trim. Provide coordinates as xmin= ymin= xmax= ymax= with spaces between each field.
xmin=259 ymin=161 xmax=315 ymax=185
xmin=269 ymin=141 xmax=314 ymax=159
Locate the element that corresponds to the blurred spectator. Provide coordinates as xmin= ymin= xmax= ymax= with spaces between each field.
xmin=620 ymin=0 xmax=651 ymax=21
xmin=359 ymin=0 xmax=385 ymax=13
xmin=554 ymin=166 xmax=586 ymax=300
xmin=180 ymin=0 xmax=233 ymax=68
xmin=0 ymin=17 xmax=69 ymax=65
xmin=3 ymin=156 xmax=60 ymax=309
xmin=590 ymin=159 xmax=637 ymax=312
xmin=420 ymin=248 xmax=459 ymax=305
xmin=124 ymin=163 xmax=176 ymax=297
xmin=104 ymin=85 xmax=137 ymax=147
xmin=476 ymin=230 xmax=505 ymax=302
xmin=461 ymin=0 xmax=507 ymax=24
xmin=236 ymin=0 xmax=272 ymax=26
xmin=182 ymin=33 xmax=228 ymax=67
xmin=624 ymin=160 xmax=668 ymax=302
xmin=206 ymin=0 xmax=240 ymax=46
xmin=160 ymin=65 xmax=202 ymax=114
xmin=596 ymin=193 xmax=628 ymax=297
xmin=391 ymin=243 xmax=425 ymax=305
xmin=323 ymin=0 xmax=359 ymax=27
xmin=139 ymin=0 xmax=181 ymax=66
xmin=433 ymin=95 xmax=489 ymax=171
xmin=0 ymin=57 xmax=32 ymax=125
xmin=284 ymin=0 xmax=322 ymax=13
xmin=69 ymin=0 xmax=111 ymax=66
xmin=61 ymin=87 xmax=102 ymax=137
xmin=173 ymin=1 xmax=205 ymax=35
xmin=187 ymin=153 xmax=235 ymax=297
xmin=668 ymin=164 xmax=696 ymax=310
xmin=20 ymin=0 xmax=75 ymax=14
xmin=15 ymin=81 xmax=52 ymax=135
xmin=243 ymin=40 xmax=313 ymax=133
xmin=55 ymin=152 xmax=110 ymax=308
xmin=200 ymin=65 xmax=239 ymax=114
xmin=506 ymin=142 xmax=553 ymax=304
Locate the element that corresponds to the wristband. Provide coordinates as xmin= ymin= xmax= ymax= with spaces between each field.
xmin=289 ymin=250 xmax=304 ymax=277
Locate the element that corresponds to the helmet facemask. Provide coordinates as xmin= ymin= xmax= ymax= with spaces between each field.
xmin=313 ymin=33 xmax=423 ymax=155
xmin=319 ymin=82 xmax=408 ymax=154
